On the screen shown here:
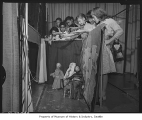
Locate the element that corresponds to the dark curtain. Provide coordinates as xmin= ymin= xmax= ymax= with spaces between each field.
xmin=28 ymin=3 xmax=46 ymax=37
xmin=38 ymin=3 xmax=46 ymax=37
xmin=28 ymin=41 xmax=39 ymax=78
xmin=28 ymin=3 xmax=39 ymax=29
xmin=28 ymin=3 xmax=46 ymax=78
xmin=28 ymin=3 xmax=40 ymax=30
xmin=47 ymin=40 xmax=82 ymax=84
xmin=80 ymin=24 xmax=105 ymax=109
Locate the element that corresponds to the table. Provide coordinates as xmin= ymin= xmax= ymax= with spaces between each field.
xmin=47 ymin=40 xmax=82 ymax=84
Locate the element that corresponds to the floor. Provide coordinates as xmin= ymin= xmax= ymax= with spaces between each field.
xmin=31 ymin=73 xmax=139 ymax=112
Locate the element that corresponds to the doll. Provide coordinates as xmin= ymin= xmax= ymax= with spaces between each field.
xmin=111 ymin=38 xmax=124 ymax=62
xmin=63 ymin=62 xmax=76 ymax=97
xmin=50 ymin=63 xmax=64 ymax=89
xmin=69 ymin=66 xmax=84 ymax=100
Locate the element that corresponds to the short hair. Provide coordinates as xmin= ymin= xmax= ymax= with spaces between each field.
xmin=55 ymin=17 xmax=62 ymax=22
xmin=59 ymin=22 xmax=66 ymax=27
xmin=49 ymin=27 xmax=59 ymax=34
xmin=76 ymin=13 xmax=86 ymax=20
xmin=70 ymin=16 xmax=74 ymax=22
xmin=65 ymin=16 xmax=71 ymax=22
xmin=92 ymin=7 xmax=111 ymax=21
xmin=86 ymin=10 xmax=93 ymax=19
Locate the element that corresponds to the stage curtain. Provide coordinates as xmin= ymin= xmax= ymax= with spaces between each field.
xmin=47 ymin=40 xmax=82 ymax=84
xmin=28 ymin=41 xmax=39 ymax=78
xmin=125 ymin=5 xmax=140 ymax=74
xmin=2 ymin=3 xmax=19 ymax=112
xmin=28 ymin=3 xmax=46 ymax=38
xmin=36 ymin=39 xmax=47 ymax=83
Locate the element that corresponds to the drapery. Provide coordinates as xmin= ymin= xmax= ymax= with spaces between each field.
xmin=46 ymin=3 xmax=140 ymax=74
xmin=125 ymin=5 xmax=140 ymax=74
xmin=36 ymin=39 xmax=47 ymax=83
xmin=80 ymin=23 xmax=105 ymax=108
xmin=47 ymin=40 xmax=82 ymax=84
xmin=28 ymin=3 xmax=46 ymax=37
xmin=21 ymin=4 xmax=33 ymax=112
xmin=28 ymin=42 xmax=39 ymax=78
xmin=2 ymin=3 xmax=19 ymax=112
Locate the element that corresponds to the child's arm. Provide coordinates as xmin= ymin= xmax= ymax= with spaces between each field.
xmin=52 ymin=32 xmax=62 ymax=36
xmin=69 ymin=26 xmax=84 ymax=32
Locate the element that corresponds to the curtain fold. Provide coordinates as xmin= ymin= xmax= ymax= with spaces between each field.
xmin=36 ymin=39 xmax=47 ymax=83
xmin=125 ymin=5 xmax=140 ymax=74
xmin=80 ymin=23 xmax=105 ymax=108
xmin=2 ymin=3 xmax=19 ymax=112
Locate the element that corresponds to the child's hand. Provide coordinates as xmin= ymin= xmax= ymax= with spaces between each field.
xmin=60 ymin=34 xmax=64 ymax=38
xmin=82 ymin=85 xmax=84 ymax=89
xmin=105 ymin=39 xmax=111 ymax=45
xmin=81 ymin=33 xmax=88 ymax=39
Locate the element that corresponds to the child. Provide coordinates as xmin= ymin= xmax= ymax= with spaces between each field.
xmin=65 ymin=16 xmax=78 ymax=33
xmin=50 ymin=63 xmax=64 ymax=90
xmin=86 ymin=10 xmax=96 ymax=26
xmin=91 ymin=7 xmax=123 ymax=100
xmin=77 ymin=13 xmax=96 ymax=31
xmin=55 ymin=17 xmax=62 ymax=32
xmin=59 ymin=22 xmax=68 ymax=34
xmin=75 ymin=13 xmax=96 ymax=39
xmin=45 ymin=27 xmax=60 ymax=44
xmin=49 ymin=27 xmax=60 ymax=40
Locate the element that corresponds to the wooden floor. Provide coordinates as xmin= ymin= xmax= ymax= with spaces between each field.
xmin=31 ymin=73 xmax=139 ymax=112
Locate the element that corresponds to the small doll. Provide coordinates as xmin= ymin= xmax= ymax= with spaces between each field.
xmin=63 ymin=62 xmax=76 ymax=97
xmin=69 ymin=66 xmax=84 ymax=100
xmin=50 ymin=63 xmax=64 ymax=90
xmin=111 ymin=38 xmax=124 ymax=62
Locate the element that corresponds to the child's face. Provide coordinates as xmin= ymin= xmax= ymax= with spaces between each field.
xmin=60 ymin=25 xmax=66 ymax=32
xmin=88 ymin=18 xmax=95 ymax=25
xmin=66 ymin=20 xmax=73 ymax=27
xmin=78 ymin=17 xmax=86 ymax=26
xmin=91 ymin=12 xmax=100 ymax=24
xmin=52 ymin=30 xmax=56 ymax=34
xmin=56 ymin=20 xmax=61 ymax=27
xmin=75 ymin=66 xmax=80 ymax=72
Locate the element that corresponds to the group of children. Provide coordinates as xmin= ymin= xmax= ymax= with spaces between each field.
xmin=49 ymin=7 xmax=124 ymax=101
xmin=45 ymin=12 xmax=97 ymax=44
xmin=50 ymin=62 xmax=84 ymax=100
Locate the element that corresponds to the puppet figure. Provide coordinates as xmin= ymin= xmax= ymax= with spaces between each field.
xmin=111 ymin=38 xmax=124 ymax=62
xmin=69 ymin=66 xmax=84 ymax=100
xmin=63 ymin=62 xmax=76 ymax=97
xmin=50 ymin=63 xmax=64 ymax=89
